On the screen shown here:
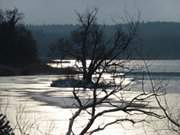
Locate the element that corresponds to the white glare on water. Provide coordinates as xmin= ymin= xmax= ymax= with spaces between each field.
xmin=0 ymin=60 xmax=180 ymax=135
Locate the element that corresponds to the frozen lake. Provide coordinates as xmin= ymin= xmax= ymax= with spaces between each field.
xmin=1 ymin=60 xmax=180 ymax=135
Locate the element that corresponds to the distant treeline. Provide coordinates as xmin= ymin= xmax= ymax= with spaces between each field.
xmin=27 ymin=22 xmax=180 ymax=59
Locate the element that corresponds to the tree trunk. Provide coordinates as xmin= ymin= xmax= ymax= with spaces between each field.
xmin=83 ymin=72 xmax=93 ymax=83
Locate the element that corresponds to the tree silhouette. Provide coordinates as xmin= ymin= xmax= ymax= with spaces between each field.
xmin=0 ymin=113 xmax=14 ymax=135
xmin=52 ymin=9 xmax=138 ymax=84
xmin=48 ymin=9 xmax=167 ymax=135
xmin=0 ymin=8 xmax=38 ymax=67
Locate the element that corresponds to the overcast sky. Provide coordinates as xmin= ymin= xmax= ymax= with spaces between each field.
xmin=1 ymin=0 xmax=180 ymax=24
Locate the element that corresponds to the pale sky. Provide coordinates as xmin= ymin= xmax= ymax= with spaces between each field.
xmin=1 ymin=0 xmax=180 ymax=24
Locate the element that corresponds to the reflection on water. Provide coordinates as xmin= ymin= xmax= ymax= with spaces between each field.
xmin=48 ymin=59 xmax=180 ymax=73
xmin=1 ymin=60 xmax=180 ymax=134
xmin=0 ymin=75 xmax=179 ymax=135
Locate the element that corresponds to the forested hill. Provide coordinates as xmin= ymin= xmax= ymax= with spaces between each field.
xmin=27 ymin=22 xmax=180 ymax=59
xmin=137 ymin=22 xmax=180 ymax=59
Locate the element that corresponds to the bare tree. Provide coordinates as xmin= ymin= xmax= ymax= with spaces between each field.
xmin=143 ymin=61 xmax=180 ymax=135
xmin=63 ymin=9 xmax=166 ymax=135
xmin=52 ymin=9 xmax=138 ymax=84
xmin=65 ymin=65 xmax=166 ymax=134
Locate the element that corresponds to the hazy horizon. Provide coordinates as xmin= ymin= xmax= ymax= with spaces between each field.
xmin=1 ymin=0 xmax=180 ymax=25
xmin=22 ymin=21 xmax=180 ymax=26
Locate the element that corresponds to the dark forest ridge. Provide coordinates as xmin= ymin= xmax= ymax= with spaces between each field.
xmin=27 ymin=22 xmax=180 ymax=59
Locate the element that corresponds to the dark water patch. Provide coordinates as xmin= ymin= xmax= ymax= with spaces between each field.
xmin=124 ymin=72 xmax=180 ymax=80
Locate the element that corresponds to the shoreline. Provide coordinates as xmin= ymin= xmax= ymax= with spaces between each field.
xmin=0 ymin=63 xmax=79 ymax=76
